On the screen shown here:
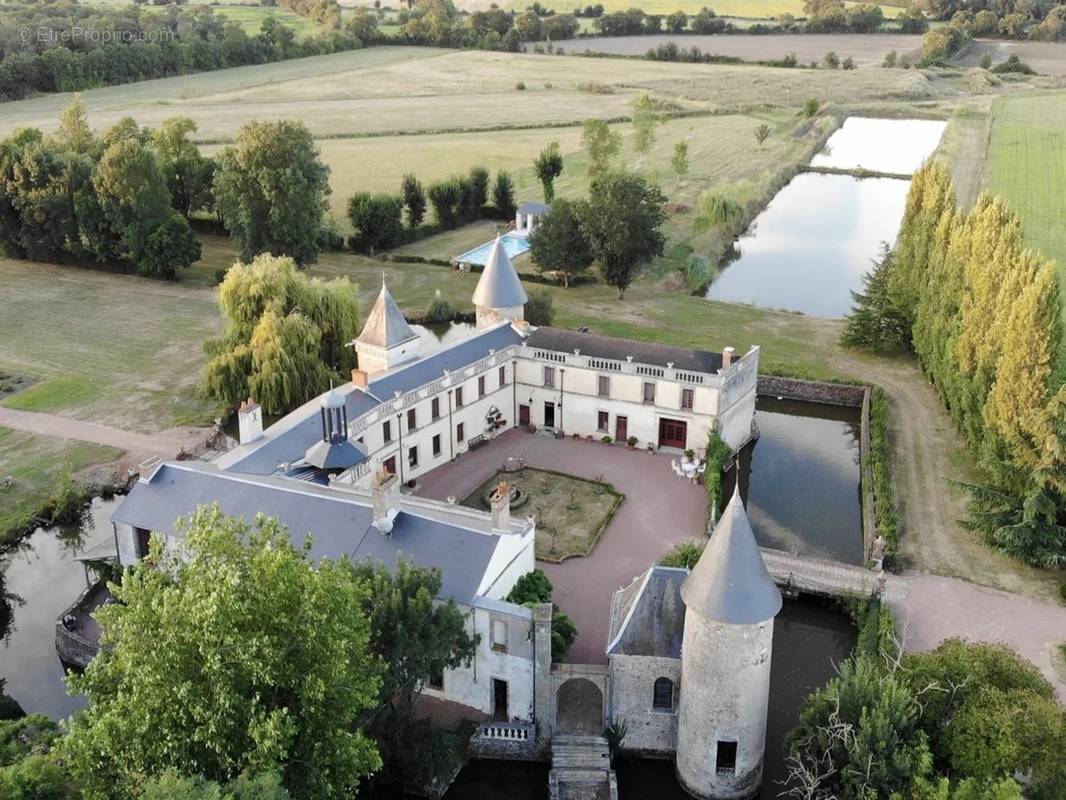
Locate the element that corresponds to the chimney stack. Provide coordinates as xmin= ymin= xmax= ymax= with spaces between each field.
xmin=237 ymin=398 xmax=263 ymax=444
xmin=490 ymin=480 xmax=511 ymax=532
xmin=372 ymin=467 xmax=401 ymax=534
xmin=351 ymin=369 xmax=368 ymax=390
xmin=722 ymin=346 xmax=736 ymax=368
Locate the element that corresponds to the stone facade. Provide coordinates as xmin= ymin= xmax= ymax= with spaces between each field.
xmin=607 ymin=654 xmax=681 ymax=757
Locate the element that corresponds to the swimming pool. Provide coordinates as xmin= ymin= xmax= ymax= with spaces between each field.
xmin=455 ymin=233 xmax=530 ymax=266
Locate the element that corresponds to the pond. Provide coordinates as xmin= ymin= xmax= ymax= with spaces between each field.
xmin=705 ymin=117 xmax=945 ymax=318
xmin=810 ymin=117 xmax=948 ymax=175
xmin=727 ymin=397 xmax=863 ymax=565
xmin=705 ymin=173 xmax=910 ymax=318
xmin=0 ymin=496 xmax=121 ymax=719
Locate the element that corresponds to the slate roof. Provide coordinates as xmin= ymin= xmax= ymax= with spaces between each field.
xmin=526 ymin=327 xmax=725 ymax=374
xmin=369 ymin=322 xmax=525 ymax=399
xmin=112 ymin=462 xmax=502 ymax=602
xmin=516 ymin=201 xmax=548 ymax=215
xmin=472 ymin=235 xmax=528 ymax=310
xmin=681 ymin=486 xmax=782 ymax=625
xmin=358 ymin=281 xmax=419 ymax=349
xmin=219 ymin=388 xmax=381 ymax=476
xmin=607 ymin=566 xmax=688 ymax=658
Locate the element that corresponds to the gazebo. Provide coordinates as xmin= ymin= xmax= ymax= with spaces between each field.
xmin=515 ymin=201 xmax=548 ymax=235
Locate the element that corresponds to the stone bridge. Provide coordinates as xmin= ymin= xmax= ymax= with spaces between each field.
xmin=760 ymin=547 xmax=883 ymax=598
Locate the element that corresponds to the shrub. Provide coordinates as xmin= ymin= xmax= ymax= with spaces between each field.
xmin=626 ymin=436 xmax=637 ymax=447
xmin=426 ymin=291 xmax=454 ymax=323
xmin=703 ymin=431 xmax=732 ymax=519
xmin=524 ymin=289 xmax=554 ymax=326
xmin=601 ymin=436 xmax=613 ymax=444
xmin=659 ymin=538 xmax=705 ymax=569
xmin=505 ymin=569 xmax=576 ymax=662
xmin=991 ymin=54 xmax=1034 ymax=74
xmin=492 ymin=171 xmax=516 ymax=218
xmin=803 ymin=97 xmax=820 ymax=117
xmin=576 ymin=81 xmax=615 ymax=94
xmin=842 ymin=56 xmax=855 ymax=70
xmin=682 ymin=254 xmax=714 ymax=293
xmin=347 ymin=192 xmax=404 ymax=252
xmin=979 ymin=51 xmax=992 ymax=69
xmin=42 ymin=467 xmax=87 ymax=526
xmin=823 ymin=50 xmax=840 ymax=69
xmin=401 ymin=173 xmax=426 ymax=228
xmin=427 ymin=178 xmax=463 ymax=228
xmin=883 ymin=50 xmax=897 ymax=67
xmin=515 ymin=80 xmax=526 ymax=90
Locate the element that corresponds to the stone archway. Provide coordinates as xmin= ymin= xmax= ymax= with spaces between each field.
xmin=556 ymin=677 xmax=604 ymax=734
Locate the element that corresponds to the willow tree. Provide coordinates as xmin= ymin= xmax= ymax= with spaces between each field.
xmin=203 ymin=254 xmax=360 ymax=415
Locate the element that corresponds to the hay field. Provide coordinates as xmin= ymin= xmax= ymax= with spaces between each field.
xmin=986 ymin=92 xmax=1066 ymax=345
xmin=0 ymin=48 xmax=946 ymax=142
xmin=951 ymin=39 xmax=1066 ymax=77
xmin=552 ymin=33 xmax=922 ymax=65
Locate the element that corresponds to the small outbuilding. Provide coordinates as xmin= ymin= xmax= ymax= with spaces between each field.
xmin=515 ymin=201 xmax=548 ymax=235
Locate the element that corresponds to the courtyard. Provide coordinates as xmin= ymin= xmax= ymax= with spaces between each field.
xmin=415 ymin=429 xmax=707 ymax=664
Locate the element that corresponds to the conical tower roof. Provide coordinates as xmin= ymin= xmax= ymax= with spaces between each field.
xmin=680 ymin=484 xmax=782 ymax=625
xmin=472 ymin=235 xmax=528 ymax=310
xmin=357 ymin=277 xmax=419 ymax=349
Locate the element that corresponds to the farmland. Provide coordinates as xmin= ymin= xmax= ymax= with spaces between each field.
xmin=986 ymin=90 xmax=1066 ymax=365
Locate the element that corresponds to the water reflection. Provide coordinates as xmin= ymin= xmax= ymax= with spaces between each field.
xmin=706 ymin=173 xmax=910 ymax=318
xmin=0 ymin=496 xmax=121 ymax=719
xmin=811 ymin=117 xmax=947 ymax=175
xmin=726 ymin=398 xmax=863 ymax=565
xmin=410 ymin=321 xmax=476 ymax=355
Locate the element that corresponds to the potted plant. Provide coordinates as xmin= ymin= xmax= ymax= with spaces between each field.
xmin=572 ymin=432 xmax=581 ymax=440
xmin=684 ymin=449 xmax=695 ymax=461
xmin=586 ymin=434 xmax=594 ymax=442
xmin=647 ymin=443 xmax=655 ymax=453
xmin=601 ymin=435 xmax=613 ymax=445
xmin=626 ymin=435 xmax=638 ymax=450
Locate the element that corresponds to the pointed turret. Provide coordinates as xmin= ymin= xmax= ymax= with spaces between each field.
xmin=675 ymin=483 xmax=781 ymax=800
xmin=472 ymin=234 xmax=528 ymax=330
xmin=354 ymin=277 xmax=420 ymax=376
xmin=681 ymin=484 xmax=782 ymax=625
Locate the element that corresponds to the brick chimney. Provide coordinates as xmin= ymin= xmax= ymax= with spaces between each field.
xmin=372 ymin=467 xmax=400 ymax=534
xmin=722 ymin=346 xmax=736 ymax=368
xmin=237 ymin=398 xmax=263 ymax=445
xmin=490 ymin=480 xmax=511 ymax=532
xmin=351 ymin=368 xmax=368 ymax=390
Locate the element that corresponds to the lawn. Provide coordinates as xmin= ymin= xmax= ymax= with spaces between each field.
xmin=985 ymin=91 xmax=1066 ymax=372
xmin=0 ymin=427 xmax=121 ymax=546
xmin=0 ymin=260 xmax=220 ymax=432
xmin=460 ymin=467 xmax=624 ymax=562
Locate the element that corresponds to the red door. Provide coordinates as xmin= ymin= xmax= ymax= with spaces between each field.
xmin=615 ymin=416 xmax=628 ymax=442
xmin=658 ymin=418 xmax=687 ymax=449
xmin=519 ymin=404 xmax=530 ymax=426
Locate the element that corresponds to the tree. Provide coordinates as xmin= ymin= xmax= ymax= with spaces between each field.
xmin=203 ymin=254 xmax=360 ymax=414
xmin=580 ymin=119 xmax=621 ymax=177
xmin=427 ymin=178 xmax=462 ymax=228
xmin=60 ymin=506 xmax=384 ymax=800
xmin=658 ymin=538 xmax=705 ymax=569
xmin=631 ymin=93 xmax=660 ymax=154
xmin=841 ymin=246 xmax=910 ymax=353
xmin=401 ymin=173 xmax=426 ymax=228
xmin=213 ymin=120 xmax=331 ymax=265
xmin=690 ymin=6 xmax=725 ymax=33
xmin=345 ymin=6 xmax=379 ymax=40
xmin=141 ymin=771 xmax=292 ymax=800
xmin=582 ymin=172 xmax=666 ymax=299
xmin=55 ymin=95 xmax=95 ymax=155
xmin=528 ymin=198 xmax=593 ymax=287
xmin=533 ymin=142 xmax=564 ymax=203
xmin=671 ymin=140 xmax=689 ymax=182
xmin=152 ymin=116 xmax=215 ymax=217
xmin=514 ymin=10 xmax=541 ymax=39
xmin=753 ymin=123 xmax=771 ymax=146
xmin=524 ymin=289 xmax=554 ymax=326
xmin=464 ymin=166 xmax=490 ymax=216
xmin=347 ymin=193 xmax=404 ymax=253
xmin=665 ymin=10 xmax=687 ymax=32
xmin=785 ymin=656 xmax=934 ymax=799
xmin=504 ymin=570 xmax=575 ymax=662
xmin=93 ymin=137 xmax=200 ymax=278
xmin=492 ymin=171 xmax=516 ymax=218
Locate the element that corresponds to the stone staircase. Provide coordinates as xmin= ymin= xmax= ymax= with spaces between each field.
xmin=548 ymin=735 xmax=617 ymax=800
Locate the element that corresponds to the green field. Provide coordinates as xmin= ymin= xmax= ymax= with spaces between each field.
xmin=0 ymin=428 xmax=121 ymax=545
xmin=986 ymin=91 xmax=1066 ymax=369
xmin=209 ymin=5 xmax=324 ymax=37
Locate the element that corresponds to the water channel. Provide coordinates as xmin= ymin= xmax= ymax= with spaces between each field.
xmin=705 ymin=117 xmax=947 ymax=318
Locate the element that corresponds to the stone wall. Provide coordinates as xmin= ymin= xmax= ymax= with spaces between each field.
xmin=756 ymin=375 xmax=865 ymax=407
xmin=608 ymin=654 xmax=681 ymax=757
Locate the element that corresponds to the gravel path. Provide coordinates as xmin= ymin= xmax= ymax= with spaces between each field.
xmin=0 ymin=406 xmax=210 ymax=467
xmin=890 ymin=571 xmax=1066 ymax=701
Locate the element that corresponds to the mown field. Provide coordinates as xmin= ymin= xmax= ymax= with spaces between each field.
xmin=208 ymin=5 xmax=324 ymax=36
xmin=986 ymin=91 xmax=1066 ymax=366
xmin=0 ymin=47 xmax=949 ymax=142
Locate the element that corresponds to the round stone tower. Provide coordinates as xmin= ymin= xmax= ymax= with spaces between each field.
xmin=471 ymin=234 xmax=528 ymax=330
xmin=676 ymin=484 xmax=782 ymax=800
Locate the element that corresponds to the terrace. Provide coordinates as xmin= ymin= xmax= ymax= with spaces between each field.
xmin=413 ymin=429 xmax=707 ymax=664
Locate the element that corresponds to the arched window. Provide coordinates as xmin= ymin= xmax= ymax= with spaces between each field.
xmin=653 ymin=677 xmax=674 ymax=710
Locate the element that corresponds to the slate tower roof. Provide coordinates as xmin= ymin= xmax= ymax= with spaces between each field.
xmin=681 ymin=484 xmax=782 ymax=625
xmin=358 ymin=278 xmax=419 ymax=349
xmin=472 ymin=235 xmax=528 ymax=309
